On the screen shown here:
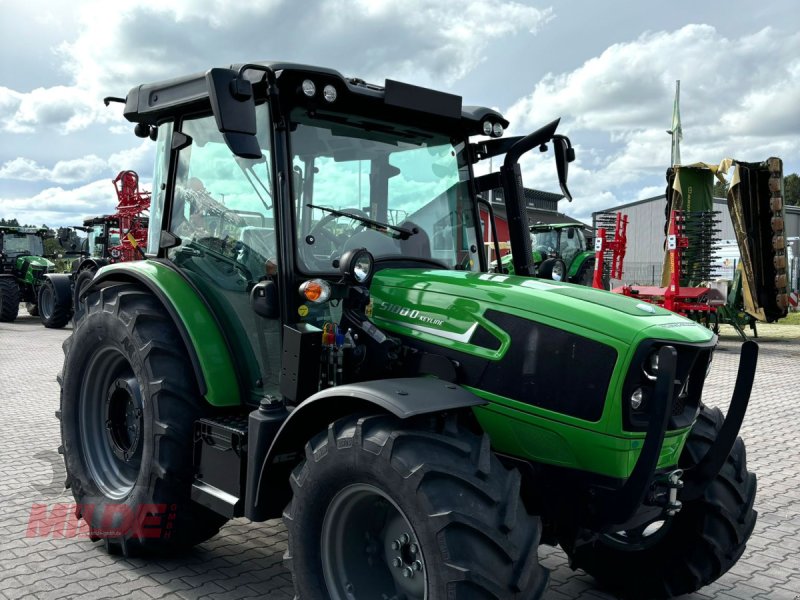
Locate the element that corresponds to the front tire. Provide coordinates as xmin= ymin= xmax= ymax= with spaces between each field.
xmin=59 ymin=283 xmax=227 ymax=555
xmin=565 ymin=404 xmax=757 ymax=598
xmin=0 ymin=277 xmax=20 ymax=322
xmin=39 ymin=278 xmax=72 ymax=328
xmin=284 ymin=413 xmax=548 ymax=599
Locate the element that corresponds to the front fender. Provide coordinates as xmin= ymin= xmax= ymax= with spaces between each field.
xmin=245 ymin=377 xmax=487 ymax=520
xmin=90 ymin=260 xmax=240 ymax=407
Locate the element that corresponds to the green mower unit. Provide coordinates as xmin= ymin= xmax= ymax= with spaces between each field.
xmin=59 ymin=62 xmax=758 ymax=599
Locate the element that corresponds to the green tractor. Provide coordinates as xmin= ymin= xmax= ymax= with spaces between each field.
xmin=59 ymin=62 xmax=758 ymax=599
xmin=502 ymin=222 xmax=597 ymax=285
xmin=0 ymin=226 xmax=73 ymax=327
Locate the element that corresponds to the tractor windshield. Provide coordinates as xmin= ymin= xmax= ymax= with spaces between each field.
xmin=3 ymin=233 xmax=43 ymax=257
xmin=530 ymin=229 xmax=558 ymax=255
xmin=290 ymin=109 xmax=480 ymax=273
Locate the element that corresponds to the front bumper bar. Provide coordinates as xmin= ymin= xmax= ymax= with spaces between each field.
xmin=603 ymin=340 xmax=758 ymax=526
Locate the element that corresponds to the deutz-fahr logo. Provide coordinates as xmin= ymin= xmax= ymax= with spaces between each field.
xmin=377 ymin=301 xmax=444 ymax=326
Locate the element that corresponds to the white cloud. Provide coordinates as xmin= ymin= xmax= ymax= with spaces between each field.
xmin=0 ymin=154 xmax=108 ymax=184
xmin=505 ymin=24 xmax=800 ymax=220
xmin=0 ymin=85 xmax=106 ymax=134
xmin=0 ymin=179 xmax=120 ymax=226
xmin=0 ymin=157 xmax=49 ymax=181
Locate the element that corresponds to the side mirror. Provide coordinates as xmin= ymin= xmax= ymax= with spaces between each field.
xmin=206 ymin=68 xmax=262 ymax=160
xmin=567 ymin=227 xmax=575 ymax=239
xmin=553 ymin=135 xmax=575 ymax=201
xmin=250 ymin=280 xmax=279 ymax=318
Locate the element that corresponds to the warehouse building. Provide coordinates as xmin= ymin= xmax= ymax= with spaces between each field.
xmin=593 ymin=196 xmax=800 ymax=290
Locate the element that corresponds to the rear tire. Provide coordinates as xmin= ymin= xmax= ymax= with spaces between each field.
xmin=59 ymin=283 xmax=227 ymax=555
xmin=574 ymin=260 xmax=595 ymax=287
xmin=72 ymin=268 xmax=96 ymax=323
xmin=39 ymin=278 xmax=72 ymax=328
xmin=284 ymin=413 xmax=548 ymax=599
xmin=565 ymin=404 xmax=757 ymax=598
xmin=0 ymin=278 xmax=20 ymax=322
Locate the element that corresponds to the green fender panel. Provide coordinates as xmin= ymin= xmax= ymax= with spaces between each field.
xmin=93 ymin=261 xmax=240 ymax=407
xmin=568 ymin=250 xmax=594 ymax=279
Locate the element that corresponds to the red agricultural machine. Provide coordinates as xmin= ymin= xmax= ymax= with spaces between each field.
xmin=592 ymin=212 xmax=628 ymax=290
xmin=38 ymin=170 xmax=150 ymax=328
xmin=107 ymin=170 xmax=150 ymax=262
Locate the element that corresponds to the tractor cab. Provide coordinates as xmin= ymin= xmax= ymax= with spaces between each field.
xmin=0 ymin=226 xmax=47 ymax=268
xmin=117 ymin=62 xmax=573 ymax=402
xmin=81 ymin=216 xmax=121 ymax=260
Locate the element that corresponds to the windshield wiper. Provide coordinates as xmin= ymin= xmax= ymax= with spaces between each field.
xmin=306 ymin=204 xmax=416 ymax=240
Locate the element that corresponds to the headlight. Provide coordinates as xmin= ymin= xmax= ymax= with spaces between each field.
xmin=323 ymin=85 xmax=337 ymax=102
xmin=631 ymin=387 xmax=644 ymax=410
xmin=339 ymin=248 xmax=374 ymax=284
xmin=482 ymin=120 xmax=493 ymax=136
xmin=301 ymin=79 xmax=316 ymax=97
xmin=492 ymin=122 xmax=504 ymax=137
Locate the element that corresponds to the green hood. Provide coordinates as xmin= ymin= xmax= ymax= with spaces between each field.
xmin=370 ymin=269 xmax=713 ymax=346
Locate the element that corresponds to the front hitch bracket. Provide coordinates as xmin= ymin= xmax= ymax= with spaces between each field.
xmin=681 ymin=340 xmax=758 ymax=502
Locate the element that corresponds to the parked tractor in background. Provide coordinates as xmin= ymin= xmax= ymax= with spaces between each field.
xmin=502 ymin=222 xmax=598 ymax=285
xmin=59 ymin=61 xmax=758 ymax=600
xmin=43 ymin=170 xmax=150 ymax=328
xmin=0 ymin=226 xmax=60 ymax=323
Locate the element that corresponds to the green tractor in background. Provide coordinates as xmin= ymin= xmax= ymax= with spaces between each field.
xmin=0 ymin=226 xmax=72 ymax=326
xmin=500 ymin=222 xmax=600 ymax=286
xmin=59 ymin=62 xmax=758 ymax=600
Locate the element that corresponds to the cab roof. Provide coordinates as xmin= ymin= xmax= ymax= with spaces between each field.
xmin=121 ymin=61 xmax=508 ymax=137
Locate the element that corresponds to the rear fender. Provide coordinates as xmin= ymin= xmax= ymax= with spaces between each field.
xmin=245 ymin=377 xmax=487 ymax=521
xmin=89 ymin=260 xmax=240 ymax=407
xmin=42 ymin=273 xmax=73 ymax=307
xmin=568 ymin=250 xmax=595 ymax=280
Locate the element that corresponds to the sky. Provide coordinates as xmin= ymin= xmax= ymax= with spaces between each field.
xmin=1 ymin=0 xmax=798 ymax=227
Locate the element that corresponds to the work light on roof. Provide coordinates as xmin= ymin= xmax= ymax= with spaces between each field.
xmin=492 ymin=123 xmax=504 ymax=137
xmin=482 ymin=120 xmax=493 ymax=136
xmin=323 ymin=85 xmax=337 ymax=102
xmin=302 ymin=79 xmax=316 ymax=97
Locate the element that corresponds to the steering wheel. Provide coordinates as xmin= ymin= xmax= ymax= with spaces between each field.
xmin=182 ymin=237 xmax=255 ymax=283
xmin=303 ymin=207 xmax=370 ymax=270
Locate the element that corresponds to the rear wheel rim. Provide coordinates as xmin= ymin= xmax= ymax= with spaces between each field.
xmin=321 ymin=483 xmax=427 ymax=600
xmin=79 ymin=348 xmax=144 ymax=500
xmin=40 ymin=285 xmax=53 ymax=318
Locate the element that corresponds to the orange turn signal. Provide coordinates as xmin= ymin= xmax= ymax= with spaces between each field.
xmin=299 ymin=279 xmax=331 ymax=303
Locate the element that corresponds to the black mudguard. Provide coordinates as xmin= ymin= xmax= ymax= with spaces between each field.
xmin=245 ymin=378 xmax=486 ymax=521
xmin=42 ymin=273 xmax=73 ymax=308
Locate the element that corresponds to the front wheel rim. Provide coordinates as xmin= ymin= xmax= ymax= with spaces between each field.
xmin=79 ymin=348 xmax=144 ymax=500
xmin=321 ymin=483 xmax=427 ymax=600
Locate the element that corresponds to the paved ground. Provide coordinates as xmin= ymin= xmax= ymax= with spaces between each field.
xmin=1 ymin=309 xmax=799 ymax=599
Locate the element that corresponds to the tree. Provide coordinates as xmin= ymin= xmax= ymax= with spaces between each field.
xmin=784 ymin=173 xmax=799 ymax=206
xmin=713 ymin=179 xmax=729 ymax=199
